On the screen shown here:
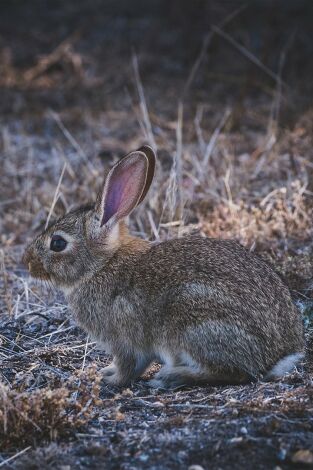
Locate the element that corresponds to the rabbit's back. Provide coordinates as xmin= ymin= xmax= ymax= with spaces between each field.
xmin=130 ymin=235 xmax=304 ymax=375
xmin=134 ymin=236 xmax=290 ymax=309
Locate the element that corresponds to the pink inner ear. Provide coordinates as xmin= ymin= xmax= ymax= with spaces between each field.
xmin=101 ymin=156 xmax=147 ymax=225
xmin=103 ymin=171 xmax=131 ymax=224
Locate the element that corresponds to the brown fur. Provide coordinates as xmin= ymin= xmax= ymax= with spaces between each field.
xmin=23 ymin=147 xmax=305 ymax=389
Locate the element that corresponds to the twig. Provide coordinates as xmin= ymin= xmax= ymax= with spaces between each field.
xmin=194 ymin=105 xmax=206 ymax=153
xmin=147 ymin=210 xmax=160 ymax=240
xmin=24 ymin=31 xmax=80 ymax=82
xmin=157 ymin=105 xmax=184 ymax=233
xmin=45 ymin=162 xmax=67 ymax=229
xmin=223 ymin=167 xmax=234 ymax=210
xmin=132 ymin=53 xmax=157 ymax=152
xmin=176 ymin=101 xmax=184 ymax=223
xmin=81 ymin=335 xmax=90 ymax=371
xmin=49 ymin=110 xmax=95 ymax=174
xmin=203 ymin=108 xmax=231 ymax=168
xmin=268 ymin=31 xmax=295 ymax=135
xmin=212 ymin=25 xmax=288 ymax=89
xmin=182 ymin=3 xmax=248 ymax=98
xmin=260 ymin=187 xmax=286 ymax=208
xmin=39 ymin=325 xmax=74 ymax=340
xmin=0 ymin=446 xmax=31 ymax=468
xmin=0 ymin=249 xmax=12 ymax=315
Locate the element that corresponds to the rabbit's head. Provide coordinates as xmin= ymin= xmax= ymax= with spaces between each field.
xmin=23 ymin=146 xmax=155 ymax=289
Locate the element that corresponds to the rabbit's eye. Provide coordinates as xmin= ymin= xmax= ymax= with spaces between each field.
xmin=50 ymin=235 xmax=67 ymax=252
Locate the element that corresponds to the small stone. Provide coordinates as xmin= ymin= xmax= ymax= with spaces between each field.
xmin=230 ymin=437 xmax=243 ymax=444
xmin=291 ymin=449 xmax=313 ymax=465
xmin=188 ymin=466 xmax=205 ymax=470
xmin=147 ymin=401 xmax=164 ymax=409
xmin=277 ymin=448 xmax=287 ymax=461
xmin=115 ymin=410 xmax=125 ymax=421
xmin=122 ymin=388 xmax=133 ymax=397
xmin=138 ymin=454 xmax=149 ymax=462
xmin=240 ymin=426 xmax=248 ymax=435
xmin=84 ymin=444 xmax=106 ymax=457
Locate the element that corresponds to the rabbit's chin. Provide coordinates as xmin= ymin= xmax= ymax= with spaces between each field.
xmin=30 ymin=270 xmax=51 ymax=281
xmin=57 ymin=282 xmax=78 ymax=297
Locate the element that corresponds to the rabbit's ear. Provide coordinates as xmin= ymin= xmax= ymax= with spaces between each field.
xmin=136 ymin=146 xmax=156 ymax=205
xmin=98 ymin=150 xmax=150 ymax=227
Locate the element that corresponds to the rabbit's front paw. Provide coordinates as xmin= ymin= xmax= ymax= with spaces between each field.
xmin=100 ymin=363 xmax=117 ymax=378
xmin=102 ymin=371 xmax=126 ymax=386
xmin=102 ymin=372 xmax=130 ymax=387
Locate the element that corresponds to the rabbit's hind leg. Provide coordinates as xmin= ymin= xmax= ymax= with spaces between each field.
xmin=148 ymin=364 xmax=205 ymax=389
xmin=148 ymin=364 xmax=250 ymax=389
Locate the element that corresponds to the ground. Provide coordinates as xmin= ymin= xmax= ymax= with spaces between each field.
xmin=0 ymin=1 xmax=313 ymax=469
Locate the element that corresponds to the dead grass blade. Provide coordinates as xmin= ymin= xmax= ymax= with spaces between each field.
xmin=212 ymin=25 xmax=288 ymax=89
xmin=23 ymin=32 xmax=80 ymax=82
xmin=45 ymin=162 xmax=67 ymax=229
xmin=0 ymin=446 xmax=31 ymax=468
xmin=132 ymin=53 xmax=157 ymax=152
xmin=182 ymin=3 xmax=248 ymax=98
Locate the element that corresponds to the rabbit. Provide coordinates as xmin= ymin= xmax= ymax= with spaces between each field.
xmin=23 ymin=146 xmax=305 ymax=389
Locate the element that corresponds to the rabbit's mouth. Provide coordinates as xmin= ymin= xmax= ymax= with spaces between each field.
xmin=23 ymin=247 xmax=51 ymax=280
xmin=27 ymin=260 xmax=51 ymax=281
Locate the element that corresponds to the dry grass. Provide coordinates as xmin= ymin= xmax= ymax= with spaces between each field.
xmin=0 ymin=367 xmax=101 ymax=451
xmin=200 ymin=179 xmax=311 ymax=249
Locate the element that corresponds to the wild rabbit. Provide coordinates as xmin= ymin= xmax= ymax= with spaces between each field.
xmin=23 ymin=146 xmax=305 ymax=388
